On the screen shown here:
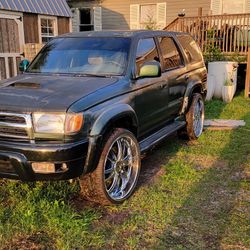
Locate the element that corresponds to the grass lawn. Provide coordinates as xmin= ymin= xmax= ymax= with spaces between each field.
xmin=0 ymin=92 xmax=249 ymax=250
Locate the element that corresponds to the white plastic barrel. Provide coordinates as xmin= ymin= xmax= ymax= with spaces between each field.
xmin=206 ymin=73 xmax=216 ymax=101
xmin=207 ymin=61 xmax=238 ymax=99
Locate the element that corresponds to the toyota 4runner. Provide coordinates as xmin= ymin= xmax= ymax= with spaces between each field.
xmin=0 ymin=31 xmax=207 ymax=204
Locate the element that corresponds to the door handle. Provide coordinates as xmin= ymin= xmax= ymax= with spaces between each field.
xmin=160 ymin=83 xmax=167 ymax=89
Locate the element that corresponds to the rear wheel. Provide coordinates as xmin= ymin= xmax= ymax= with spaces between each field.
xmin=179 ymin=93 xmax=205 ymax=140
xmin=80 ymin=128 xmax=141 ymax=205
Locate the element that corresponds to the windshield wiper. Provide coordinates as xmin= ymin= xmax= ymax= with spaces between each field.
xmin=73 ymin=73 xmax=112 ymax=78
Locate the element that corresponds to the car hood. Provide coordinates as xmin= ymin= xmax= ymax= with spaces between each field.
xmin=0 ymin=74 xmax=119 ymax=112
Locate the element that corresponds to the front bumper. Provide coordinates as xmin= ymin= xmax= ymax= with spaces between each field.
xmin=0 ymin=139 xmax=89 ymax=181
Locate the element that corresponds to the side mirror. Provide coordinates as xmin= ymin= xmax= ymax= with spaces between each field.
xmin=139 ymin=61 xmax=161 ymax=78
xmin=19 ymin=59 xmax=30 ymax=72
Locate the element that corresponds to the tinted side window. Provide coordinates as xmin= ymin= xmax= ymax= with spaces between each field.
xmin=136 ymin=38 xmax=159 ymax=74
xmin=158 ymin=37 xmax=182 ymax=70
xmin=177 ymin=35 xmax=202 ymax=63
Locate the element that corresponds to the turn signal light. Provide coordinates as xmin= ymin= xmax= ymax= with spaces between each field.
xmin=32 ymin=162 xmax=55 ymax=174
xmin=65 ymin=113 xmax=84 ymax=134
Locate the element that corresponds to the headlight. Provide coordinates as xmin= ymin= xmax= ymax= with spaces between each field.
xmin=33 ymin=113 xmax=83 ymax=134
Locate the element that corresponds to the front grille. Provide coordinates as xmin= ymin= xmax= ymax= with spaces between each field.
xmin=0 ymin=115 xmax=26 ymax=124
xmin=0 ymin=112 xmax=32 ymax=141
xmin=0 ymin=159 xmax=15 ymax=174
xmin=0 ymin=127 xmax=28 ymax=137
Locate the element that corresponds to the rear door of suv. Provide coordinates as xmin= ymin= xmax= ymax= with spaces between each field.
xmin=175 ymin=34 xmax=207 ymax=98
xmin=157 ymin=35 xmax=188 ymax=117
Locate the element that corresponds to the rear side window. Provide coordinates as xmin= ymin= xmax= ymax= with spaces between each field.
xmin=177 ymin=35 xmax=202 ymax=63
xmin=158 ymin=36 xmax=182 ymax=70
xmin=136 ymin=38 xmax=159 ymax=74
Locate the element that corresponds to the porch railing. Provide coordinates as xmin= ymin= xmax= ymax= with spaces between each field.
xmin=164 ymin=13 xmax=250 ymax=55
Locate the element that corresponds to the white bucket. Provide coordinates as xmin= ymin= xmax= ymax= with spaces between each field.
xmin=206 ymin=73 xmax=216 ymax=101
xmin=207 ymin=61 xmax=238 ymax=99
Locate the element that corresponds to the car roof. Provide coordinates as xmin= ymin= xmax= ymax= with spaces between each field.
xmin=58 ymin=30 xmax=189 ymax=39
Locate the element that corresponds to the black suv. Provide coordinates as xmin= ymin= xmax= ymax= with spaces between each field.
xmin=0 ymin=31 xmax=207 ymax=204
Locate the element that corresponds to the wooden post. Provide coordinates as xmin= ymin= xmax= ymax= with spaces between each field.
xmin=245 ymin=48 xmax=250 ymax=98
xmin=198 ymin=7 xmax=203 ymax=17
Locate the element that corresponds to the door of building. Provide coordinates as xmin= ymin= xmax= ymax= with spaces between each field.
xmin=0 ymin=12 xmax=24 ymax=80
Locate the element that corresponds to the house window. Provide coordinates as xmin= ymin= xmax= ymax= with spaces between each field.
xmin=79 ymin=8 xmax=94 ymax=31
xmin=130 ymin=3 xmax=166 ymax=30
xmin=140 ymin=4 xmax=157 ymax=29
xmin=39 ymin=16 xmax=57 ymax=44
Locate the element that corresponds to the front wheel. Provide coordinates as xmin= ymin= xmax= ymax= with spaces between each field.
xmin=180 ymin=93 xmax=205 ymax=140
xmin=80 ymin=128 xmax=141 ymax=205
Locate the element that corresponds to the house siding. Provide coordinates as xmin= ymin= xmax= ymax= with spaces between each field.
xmin=58 ymin=17 xmax=70 ymax=35
xmin=100 ymin=0 xmax=211 ymax=29
xmin=68 ymin=0 xmax=211 ymax=30
xmin=23 ymin=13 xmax=70 ymax=43
xmin=165 ymin=0 xmax=211 ymax=22
xmin=23 ymin=13 xmax=39 ymax=43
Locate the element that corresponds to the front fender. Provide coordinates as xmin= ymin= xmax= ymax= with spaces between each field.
xmin=90 ymin=104 xmax=138 ymax=137
xmin=84 ymin=104 xmax=138 ymax=173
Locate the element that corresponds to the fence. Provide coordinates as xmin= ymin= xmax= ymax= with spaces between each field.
xmin=165 ymin=13 xmax=250 ymax=56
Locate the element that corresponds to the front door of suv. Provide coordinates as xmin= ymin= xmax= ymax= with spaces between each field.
xmin=133 ymin=38 xmax=169 ymax=137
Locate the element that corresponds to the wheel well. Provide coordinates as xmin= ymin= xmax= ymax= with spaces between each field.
xmin=183 ymin=84 xmax=203 ymax=113
xmin=104 ymin=116 xmax=138 ymax=138
xmin=112 ymin=116 xmax=138 ymax=136
xmin=192 ymin=85 xmax=202 ymax=95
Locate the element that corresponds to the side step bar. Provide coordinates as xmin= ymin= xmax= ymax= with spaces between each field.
xmin=139 ymin=121 xmax=186 ymax=152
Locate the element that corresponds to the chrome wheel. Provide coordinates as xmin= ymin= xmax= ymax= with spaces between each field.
xmin=104 ymin=135 xmax=140 ymax=201
xmin=193 ymin=98 xmax=204 ymax=137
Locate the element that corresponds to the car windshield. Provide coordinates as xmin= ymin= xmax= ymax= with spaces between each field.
xmin=27 ymin=37 xmax=131 ymax=76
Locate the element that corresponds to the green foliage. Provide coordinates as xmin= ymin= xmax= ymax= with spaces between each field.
xmin=226 ymin=51 xmax=247 ymax=63
xmin=203 ymin=29 xmax=225 ymax=63
xmin=0 ymin=181 xmax=102 ymax=249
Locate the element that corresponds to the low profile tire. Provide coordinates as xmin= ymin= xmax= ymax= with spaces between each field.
xmin=180 ymin=93 xmax=205 ymax=140
xmin=80 ymin=128 xmax=141 ymax=205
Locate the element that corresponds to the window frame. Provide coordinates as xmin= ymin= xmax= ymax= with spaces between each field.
xmin=38 ymin=15 xmax=58 ymax=44
xmin=134 ymin=36 xmax=161 ymax=76
xmin=176 ymin=34 xmax=203 ymax=65
xmin=139 ymin=4 xmax=157 ymax=28
xmin=79 ymin=8 xmax=94 ymax=31
xmin=157 ymin=35 xmax=185 ymax=72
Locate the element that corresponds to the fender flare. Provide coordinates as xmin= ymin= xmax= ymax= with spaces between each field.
xmin=180 ymin=81 xmax=204 ymax=114
xmin=84 ymin=104 xmax=138 ymax=173
xmin=90 ymin=104 xmax=138 ymax=137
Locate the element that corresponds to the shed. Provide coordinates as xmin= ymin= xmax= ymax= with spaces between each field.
xmin=0 ymin=0 xmax=72 ymax=80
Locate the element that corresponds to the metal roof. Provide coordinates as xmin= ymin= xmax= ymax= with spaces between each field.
xmin=0 ymin=0 xmax=72 ymax=17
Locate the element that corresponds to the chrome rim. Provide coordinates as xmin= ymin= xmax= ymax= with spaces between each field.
xmin=104 ymin=135 xmax=140 ymax=201
xmin=193 ymin=98 xmax=204 ymax=137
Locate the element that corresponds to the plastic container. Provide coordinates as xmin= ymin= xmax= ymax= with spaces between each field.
xmin=207 ymin=61 xmax=238 ymax=99
xmin=206 ymin=73 xmax=216 ymax=101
